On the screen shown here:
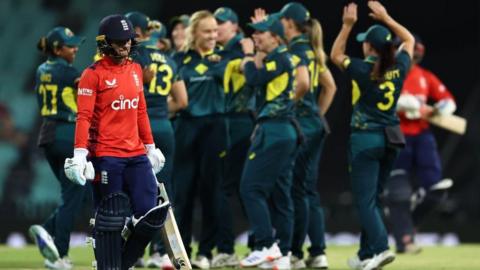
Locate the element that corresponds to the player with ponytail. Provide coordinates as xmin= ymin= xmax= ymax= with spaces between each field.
xmin=276 ymin=2 xmax=337 ymax=268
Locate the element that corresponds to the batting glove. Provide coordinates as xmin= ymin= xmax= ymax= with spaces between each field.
xmin=64 ymin=148 xmax=95 ymax=185
xmin=146 ymin=144 xmax=165 ymax=174
xmin=434 ymin=99 xmax=456 ymax=116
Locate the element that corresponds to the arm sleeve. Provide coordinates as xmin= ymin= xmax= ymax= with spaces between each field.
xmin=290 ymin=50 xmax=308 ymax=68
xmin=343 ymin=56 xmax=366 ymax=80
xmin=74 ymin=68 xmax=98 ymax=149
xmin=424 ymin=70 xmax=455 ymax=102
xmin=136 ymin=67 xmax=154 ymax=145
xmin=244 ymin=59 xmax=284 ymax=87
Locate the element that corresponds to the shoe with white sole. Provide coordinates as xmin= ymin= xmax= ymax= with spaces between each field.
xmin=211 ymin=253 xmax=239 ymax=268
xmin=147 ymin=253 xmax=174 ymax=269
xmin=191 ymin=255 xmax=210 ymax=269
xmin=29 ymin=225 xmax=60 ymax=263
xmin=134 ymin=257 xmax=146 ymax=268
xmin=259 ymin=254 xmax=291 ymax=270
xmin=290 ymin=255 xmax=306 ymax=269
xmin=403 ymin=243 xmax=422 ymax=255
xmin=306 ymin=254 xmax=328 ymax=269
xmin=346 ymin=256 xmax=372 ymax=270
xmin=240 ymin=243 xmax=282 ymax=267
xmin=44 ymin=257 xmax=73 ymax=270
xmin=362 ymin=250 xmax=395 ymax=270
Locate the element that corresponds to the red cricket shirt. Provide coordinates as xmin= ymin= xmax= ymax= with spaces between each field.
xmin=399 ymin=64 xmax=455 ymax=135
xmin=75 ymin=56 xmax=153 ymax=157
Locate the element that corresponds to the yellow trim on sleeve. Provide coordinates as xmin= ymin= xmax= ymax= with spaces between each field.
xmin=306 ymin=50 xmax=315 ymax=59
xmin=62 ymin=86 xmax=78 ymax=113
xmin=266 ymin=72 xmax=289 ymax=101
xmin=223 ymin=59 xmax=245 ymax=93
xmin=291 ymin=55 xmax=301 ymax=67
xmin=351 ymin=80 xmax=361 ymax=105
xmin=343 ymin=57 xmax=351 ymax=69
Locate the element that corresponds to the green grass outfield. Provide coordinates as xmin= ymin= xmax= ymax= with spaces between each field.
xmin=0 ymin=245 xmax=479 ymax=269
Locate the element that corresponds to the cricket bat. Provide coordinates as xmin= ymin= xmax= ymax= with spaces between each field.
xmin=158 ymin=182 xmax=192 ymax=270
xmin=427 ymin=111 xmax=467 ymax=135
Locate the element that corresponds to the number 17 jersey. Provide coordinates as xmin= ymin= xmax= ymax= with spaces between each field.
xmin=343 ymin=50 xmax=411 ymax=130
xmin=133 ymin=43 xmax=180 ymax=119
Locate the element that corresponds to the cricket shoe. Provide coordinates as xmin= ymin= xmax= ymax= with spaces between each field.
xmin=29 ymin=225 xmax=60 ymax=263
xmin=44 ymin=257 xmax=73 ymax=270
xmin=259 ymin=253 xmax=291 ymax=270
xmin=403 ymin=243 xmax=422 ymax=255
xmin=290 ymin=255 xmax=306 ymax=269
xmin=346 ymin=256 xmax=373 ymax=270
xmin=134 ymin=257 xmax=146 ymax=268
xmin=146 ymin=253 xmax=174 ymax=269
xmin=211 ymin=253 xmax=239 ymax=268
xmin=362 ymin=250 xmax=395 ymax=270
xmin=240 ymin=242 xmax=282 ymax=267
xmin=191 ymin=255 xmax=210 ymax=269
xmin=306 ymin=254 xmax=328 ymax=269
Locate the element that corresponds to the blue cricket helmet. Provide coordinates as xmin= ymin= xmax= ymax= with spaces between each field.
xmin=97 ymin=14 xmax=136 ymax=41
xmin=96 ymin=14 xmax=138 ymax=59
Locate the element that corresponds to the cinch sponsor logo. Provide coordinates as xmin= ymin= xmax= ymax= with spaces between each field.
xmin=111 ymin=95 xmax=139 ymax=110
xmin=78 ymin=88 xmax=93 ymax=96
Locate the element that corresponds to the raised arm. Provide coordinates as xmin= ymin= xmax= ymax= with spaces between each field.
xmin=330 ymin=3 xmax=357 ymax=69
xmin=368 ymin=1 xmax=415 ymax=58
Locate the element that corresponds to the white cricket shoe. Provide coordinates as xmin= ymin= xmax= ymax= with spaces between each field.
xmin=363 ymin=250 xmax=395 ymax=270
xmin=44 ymin=257 xmax=73 ymax=270
xmin=259 ymin=254 xmax=291 ymax=270
xmin=290 ymin=255 xmax=306 ymax=269
xmin=211 ymin=253 xmax=239 ymax=268
xmin=134 ymin=257 xmax=146 ymax=268
xmin=306 ymin=254 xmax=328 ymax=269
xmin=29 ymin=225 xmax=60 ymax=263
xmin=240 ymin=242 xmax=282 ymax=267
xmin=346 ymin=256 xmax=371 ymax=270
xmin=191 ymin=255 xmax=210 ymax=269
xmin=147 ymin=253 xmax=174 ymax=269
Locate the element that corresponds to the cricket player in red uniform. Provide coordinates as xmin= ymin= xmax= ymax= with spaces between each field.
xmin=63 ymin=14 xmax=168 ymax=270
xmin=387 ymin=35 xmax=456 ymax=254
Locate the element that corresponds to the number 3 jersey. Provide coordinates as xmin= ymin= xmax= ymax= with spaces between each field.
xmin=343 ymin=50 xmax=411 ymax=130
xmin=75 ymin=56 xmax=154 ymax=157
xmin=133 ymin=42 xmax=179 ymax=119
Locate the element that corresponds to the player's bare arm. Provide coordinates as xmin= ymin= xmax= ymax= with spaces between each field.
xmin=330 ymin=3 xmax=357 ymax=68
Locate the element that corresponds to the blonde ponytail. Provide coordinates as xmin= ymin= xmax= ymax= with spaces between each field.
xmin=305 ymin=18 xmax=327 ymax=68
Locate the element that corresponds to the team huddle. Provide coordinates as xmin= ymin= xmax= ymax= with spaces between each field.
xmin=28 ymin=1 xmax=457 ymax=270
